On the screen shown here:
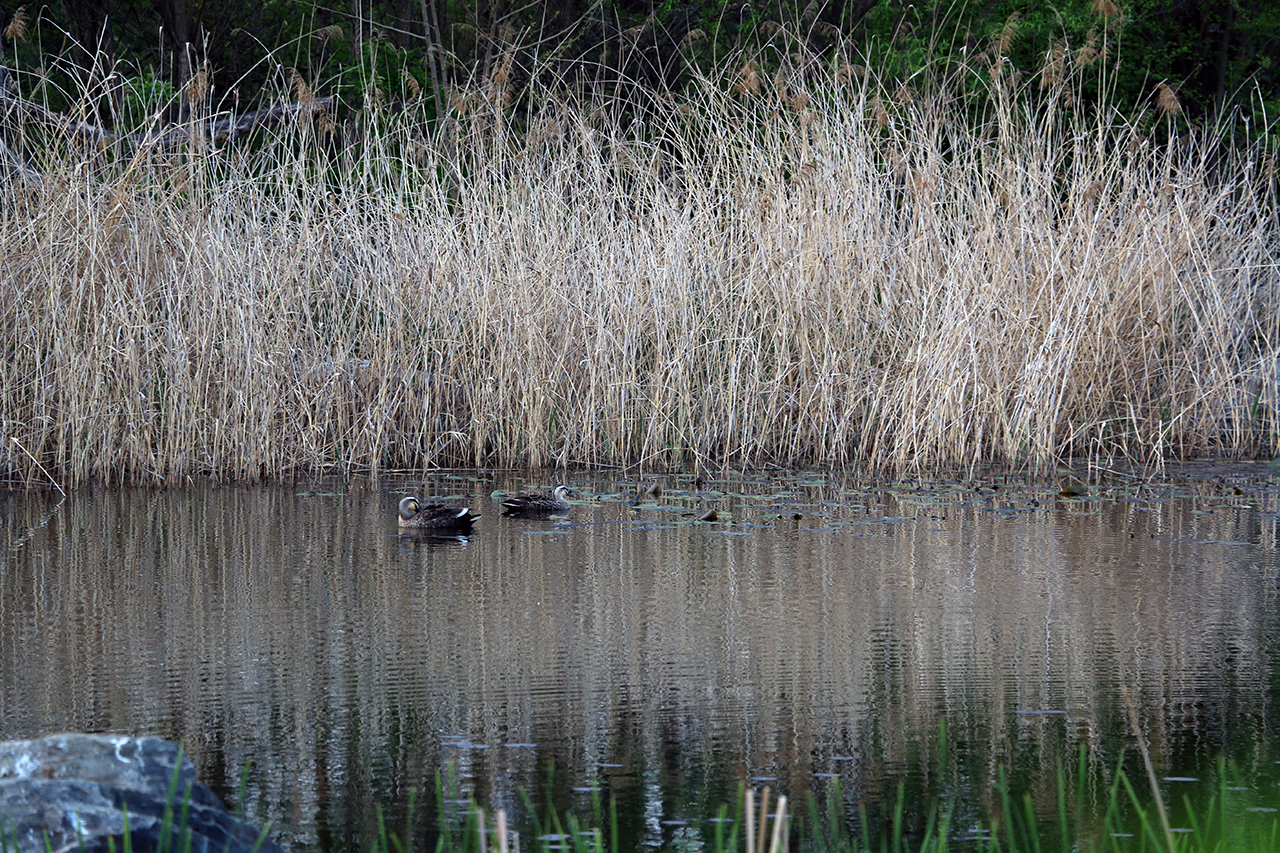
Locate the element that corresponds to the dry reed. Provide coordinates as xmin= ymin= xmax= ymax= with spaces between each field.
xmin=1 ymin=40 xmax=1277 ymax=485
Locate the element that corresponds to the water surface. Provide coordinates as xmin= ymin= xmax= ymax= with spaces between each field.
xmin=2 ymin=467 xmax=1279 ymax=850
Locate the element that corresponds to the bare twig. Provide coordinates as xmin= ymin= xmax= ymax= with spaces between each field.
xmin=11 ymin=437 xmax=65 ymax=497
xmin=0 ymin=65 xmax=333 ymax=181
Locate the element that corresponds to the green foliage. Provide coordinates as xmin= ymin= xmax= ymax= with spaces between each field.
xmin=118 ymin=72 xmax=178 ymax=127
xmin=2 ymin=1 xmax=1276 ymax=139
xmin=379 ymin=758 xmax=1280 ymax=853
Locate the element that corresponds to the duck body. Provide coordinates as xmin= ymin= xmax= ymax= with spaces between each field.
xmin=398 ymin=496 xmax=480 ymax=531
xmin=500 ymin=484 xmax=572 ymax=516
xmin=630 ymin=479 xmax=662 ymax=506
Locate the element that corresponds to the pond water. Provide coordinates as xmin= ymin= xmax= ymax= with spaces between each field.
xmin=3 ymin=466 xmax=1280 ymax=851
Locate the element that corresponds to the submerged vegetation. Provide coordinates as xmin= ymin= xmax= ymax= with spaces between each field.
xmin=0 ymin=14 xmax=1278 ymax=485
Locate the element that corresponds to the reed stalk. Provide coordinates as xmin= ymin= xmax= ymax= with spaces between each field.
xmin=1 ymin=37 xmax=1276 ymax=484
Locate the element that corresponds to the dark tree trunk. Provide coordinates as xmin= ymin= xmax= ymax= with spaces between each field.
xmin=156 ymin=0 xmax=195 ymax=120
xmin=1213 ymin=2 xmax=1236 ymax=113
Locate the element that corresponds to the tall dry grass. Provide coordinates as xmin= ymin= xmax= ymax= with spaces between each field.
xmin=1 ymin=38 xmax=1277 ymax=484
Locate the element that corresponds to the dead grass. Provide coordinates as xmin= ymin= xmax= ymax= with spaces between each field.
xmin=1 ymin=40 xmax=1277 ymax=484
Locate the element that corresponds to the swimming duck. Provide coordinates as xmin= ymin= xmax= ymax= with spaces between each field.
xmin=630 ymin=479 xmax=662 ymax=506
xmin=398 ymin=496 xmax=481 ymax=531
xmin=500 ymin=484 xmax=572 ymax=516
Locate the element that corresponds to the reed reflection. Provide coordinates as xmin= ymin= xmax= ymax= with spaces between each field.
xmin=0 ymin=472 xmax=1277 ymax=850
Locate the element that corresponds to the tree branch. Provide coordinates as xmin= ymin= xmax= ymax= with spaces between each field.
xmin=0 ymin=65 xmax=334 ymax=183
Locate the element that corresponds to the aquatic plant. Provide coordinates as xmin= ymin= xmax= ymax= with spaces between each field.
xmin=386 ymin=762 xmax=1280 ymax=853
xmin=1 ymin=747 xmax=1275 ymax=853
xmin=1 ymin=29 xmax=1277 ymax=485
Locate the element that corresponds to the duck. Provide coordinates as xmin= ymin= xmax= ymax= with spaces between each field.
xmin=500 ymin=484 xmax=572 ymax=516
xmin=631 ymin=479 xmax=662 ymax=505
xmin=398 ymin=496 xmax=481 ymax=531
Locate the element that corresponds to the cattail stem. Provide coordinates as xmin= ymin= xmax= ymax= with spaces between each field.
xmin=768 ymin=795 xmax=787 ymax=853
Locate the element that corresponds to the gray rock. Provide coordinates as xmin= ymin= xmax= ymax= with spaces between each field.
xmin=0 ymin=734 xmax=283 ymax=853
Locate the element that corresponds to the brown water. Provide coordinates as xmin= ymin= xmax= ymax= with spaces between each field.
xmin=2 ymin=467 xmax=1280 ymax=850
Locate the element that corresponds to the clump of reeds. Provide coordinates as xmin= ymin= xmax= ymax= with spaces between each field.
xmin=1 ymin=28 xmax=1277 ymax=484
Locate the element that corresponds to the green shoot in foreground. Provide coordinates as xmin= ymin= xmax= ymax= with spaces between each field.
xmin=3 ymin=756 xmax=1274 ymax=853
xmin=381 ymin=758 xmax=1280 ymax=853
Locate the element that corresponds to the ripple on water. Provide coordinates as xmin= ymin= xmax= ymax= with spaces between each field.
xmin=1 ymin=471 xmax=1278 ymax=849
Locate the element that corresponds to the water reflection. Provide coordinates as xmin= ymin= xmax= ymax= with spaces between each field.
xmin=1 ymin=469 xmax=1279 ymax=851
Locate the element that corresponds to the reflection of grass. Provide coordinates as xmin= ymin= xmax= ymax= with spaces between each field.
xmin=369 ymin=760 xmax=1280 ymax=853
